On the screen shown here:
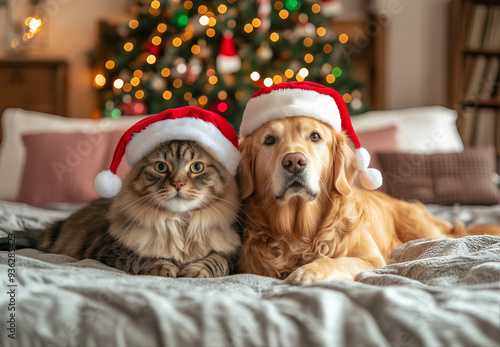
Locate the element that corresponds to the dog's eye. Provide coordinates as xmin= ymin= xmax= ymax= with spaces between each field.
xmin=264 ymin=136 xmax=276 ymax=145
xmin=310 ymin=132 xmax=321 ymax=142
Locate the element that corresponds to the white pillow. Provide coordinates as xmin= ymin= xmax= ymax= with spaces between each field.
xmin=0 ymin=108 xmax=146 ymax=201
xmin=351 ymin=106 xmax=464 ymax=154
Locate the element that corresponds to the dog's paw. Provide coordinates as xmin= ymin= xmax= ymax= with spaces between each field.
xmin=179 ymin=262 xmax=213 ymax=278
xmin=148 ymin=260 xmax=180 ymax=278
xmin=284 ymin=265 xmax=328 ymax=285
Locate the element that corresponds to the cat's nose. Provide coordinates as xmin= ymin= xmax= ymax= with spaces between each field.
xmin=172 ymin=181 xmax=184 ymax=191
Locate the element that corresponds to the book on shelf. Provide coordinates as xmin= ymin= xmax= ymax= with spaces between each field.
xmin=478 ymin=56 xmax=499 ymax=98
xmin=465 ymin=55 xmax=488 ymax=98
xmin=467 ymin=4 xmax=488 ymax=49
xmin=473 ymin=108 xmax=497 ymax=147
xmin=466 ymin=4 xmax=500 ymax=50
xmin=483 ymin=6 xmax=500 ymax=50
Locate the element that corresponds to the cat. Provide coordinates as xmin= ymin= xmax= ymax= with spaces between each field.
xmin=7 ymin=140 xmax=242 ymax=278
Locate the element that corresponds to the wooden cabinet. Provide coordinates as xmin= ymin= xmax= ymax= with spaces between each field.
xmin=0 ymin=59 xmax=68 ymax=142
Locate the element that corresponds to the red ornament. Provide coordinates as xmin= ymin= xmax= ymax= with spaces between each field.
xmin=216 ymin=31 xmax=241 ymax=74
xmin=120 ymin=99 xmax=148 ymax=115
xmin=143 ymin=41 xmax=161 ymax=56
xmin=210 ymin=98 xmax=232 ymax=115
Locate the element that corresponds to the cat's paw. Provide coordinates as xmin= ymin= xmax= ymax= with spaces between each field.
xmin=148 ymin=260 xmax=180 ymax=278
xmin=179 ymin=262 xmax=213 ymax=278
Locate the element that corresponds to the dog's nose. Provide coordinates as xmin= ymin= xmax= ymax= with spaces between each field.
xmin=282 ymin=152 xmax=307 ymax=174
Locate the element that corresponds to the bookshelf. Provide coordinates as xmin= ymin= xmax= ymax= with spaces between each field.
xmin=448 ymin=0 xmax=500 ymax=170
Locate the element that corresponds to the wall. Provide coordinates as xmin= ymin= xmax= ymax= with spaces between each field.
xmin=373 ymin=0 xmax=451 ymax=109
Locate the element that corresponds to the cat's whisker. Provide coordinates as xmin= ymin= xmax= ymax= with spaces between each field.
xmin=203 ymin=197 xmax=255 ymax=230
xmin=320 ymin=178 xmax=335 ymax=206
xmin=105 ymin=191 xmax=164 ymax=218
xmin=203 ymin=198 xmax=239 ymax=220
xmin=256 ymin=176 xmax=274 ymax=198
xmin=205 ymin=193 xmax=267 ymax=230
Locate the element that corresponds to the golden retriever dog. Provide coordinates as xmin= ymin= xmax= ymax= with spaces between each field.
xmin=237 ymin=116 xmax=500 ymax=285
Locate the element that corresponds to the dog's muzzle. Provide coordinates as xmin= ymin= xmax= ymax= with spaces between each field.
xmin=276 ymin=152 xmax=316 ymax=200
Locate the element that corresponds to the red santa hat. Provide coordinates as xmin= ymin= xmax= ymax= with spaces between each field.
xmin=95 ymin=106 xmax=241 ymax=198
xmin=240 ymin=81 xmax=382 ymax=190
xmin=216 ymin=31 xmax=241 ymax=74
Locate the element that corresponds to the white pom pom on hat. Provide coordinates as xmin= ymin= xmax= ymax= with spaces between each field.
xmin=95 ymin=106 xmax=241 ymax=198
xmin=95 ymin=170 xmax=122 ymax=198
xmin=239 ymin=81 xmax=382 ymax=190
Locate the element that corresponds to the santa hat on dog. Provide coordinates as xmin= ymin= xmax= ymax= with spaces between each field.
xmin=240 ymin=81 xmax=382 ymax=190
xmin=95 ymin=106 xmax=241 ymax=198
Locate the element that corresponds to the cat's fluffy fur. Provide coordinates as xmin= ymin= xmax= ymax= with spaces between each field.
xmin=18 ymin=140 xmax=241 ymax=278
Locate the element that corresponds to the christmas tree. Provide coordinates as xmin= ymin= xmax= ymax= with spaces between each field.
xmin=94 ymin=0 xmax=366 ymax=131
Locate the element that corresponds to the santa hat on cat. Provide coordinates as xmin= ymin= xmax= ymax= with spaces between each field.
xmin=95 ymin=106 xmax=241 ymax=198
xmin=240 ymin=81 xmax=382 ymax=190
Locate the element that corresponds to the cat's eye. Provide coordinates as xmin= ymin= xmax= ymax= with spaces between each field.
xmin=190 ymin=162 xmax=204 ymax=174
xmin=264 ymin=136 xmax=276 ymax=145
xmin=310 ymin=132 xmax=321 ymax=142
xmin=154 ymin=162 xmax=168 ymax=173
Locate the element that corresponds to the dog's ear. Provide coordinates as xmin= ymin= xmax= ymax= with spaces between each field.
xmin=331 ymin=132 xmax=357 ymax=197
xmin=237 ymin=138 xmax=256 ymax=200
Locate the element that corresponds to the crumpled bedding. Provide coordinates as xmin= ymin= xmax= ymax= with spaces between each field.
xmin=0 ymin=200 xmax=499 ymax=347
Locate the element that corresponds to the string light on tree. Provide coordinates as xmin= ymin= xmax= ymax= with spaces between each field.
xmin=94 ymin=74 xmax=106 ymax=88
xmin=113 ymin=78 xmax=124 ymax=89
xmin=332 ymin=67 xmax=342 ymax=77
xmin=250 ymin=71 xmax=261 ymax=81
xmin=339 ymin=33 xmax=349 ymax=44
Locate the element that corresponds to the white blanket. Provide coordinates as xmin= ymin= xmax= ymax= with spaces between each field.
xmin=1 ymin=201 xmax=499 ymax=346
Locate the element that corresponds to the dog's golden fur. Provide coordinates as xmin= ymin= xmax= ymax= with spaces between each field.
xmin=237 ymin=117 xmax=500 ymax=285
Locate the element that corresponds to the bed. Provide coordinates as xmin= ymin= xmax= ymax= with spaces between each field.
xmin=1 ymin=107 xmax=499 ymax=346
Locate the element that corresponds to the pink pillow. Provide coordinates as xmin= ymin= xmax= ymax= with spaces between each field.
xmin=17 ymin=131 xmax=130 ymax=206
xmin=356 ymin=125 xmax=399 ymax=192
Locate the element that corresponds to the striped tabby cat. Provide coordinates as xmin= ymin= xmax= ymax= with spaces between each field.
xmin=17 ymin=140 xmax=241 ymax=278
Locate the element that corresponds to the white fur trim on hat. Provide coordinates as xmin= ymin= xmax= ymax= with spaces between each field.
xmin=240 ymin=88 xmax=341 ymax=139
xmin=125 ymin=117 xmax=241 ymax=176
xmin=355 ymin=148 xmax=382 ymax=190
xmin=216 ymin=55 xmax=241 ymax=74
xmin=95 ymin=170 xmax=122 ymax=198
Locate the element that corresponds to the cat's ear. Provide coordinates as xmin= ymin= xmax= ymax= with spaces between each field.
xmin=237 ymin=139 xmax=255 ymax=200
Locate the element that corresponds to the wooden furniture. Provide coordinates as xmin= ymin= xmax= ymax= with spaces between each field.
xmin=0 ymin=58 xmax=68 ymax=142
xmin=448 ymin=0 xmax=500 ymax=169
